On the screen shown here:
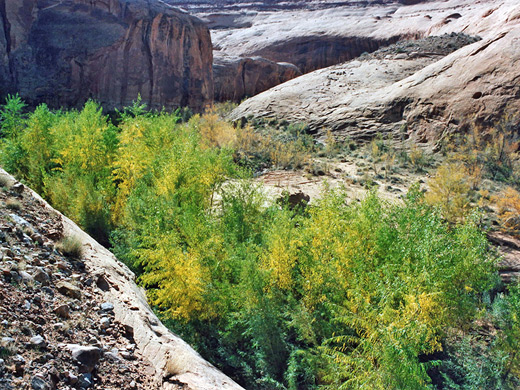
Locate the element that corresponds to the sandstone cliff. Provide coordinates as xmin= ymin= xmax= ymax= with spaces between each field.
xmin=214 ymin=54 xmax=301 ymax=102
xmin=230 ymin=0 xmax=520 ymax=144
xmin=0 ymin=0 xmax=213 ymax=111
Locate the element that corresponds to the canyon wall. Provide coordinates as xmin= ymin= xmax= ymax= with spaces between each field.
xmin=230 ymin=0 xmax=520 ymax=144
xmin=0 ymin=0 xmax=213 ymax=111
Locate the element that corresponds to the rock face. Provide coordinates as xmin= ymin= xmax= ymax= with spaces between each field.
xmin=166 ymin=0 xmax=412 ymax=102
xmin=0 ymin=0 xmax=213 ymax=111
xmin=247 ymin=35 xmax=400 ymax=75
xmin=231 ymin=0 xmax=520 ymax=144
xmin=214 ymin=54 xmax=301 ymax=102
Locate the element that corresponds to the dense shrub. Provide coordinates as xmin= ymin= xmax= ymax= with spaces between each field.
xmin=0 ymin=96 xmax=512 ymax=390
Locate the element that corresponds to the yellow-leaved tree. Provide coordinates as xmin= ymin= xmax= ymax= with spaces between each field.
xmin=425 ymin=162 xmax=471 ymax=223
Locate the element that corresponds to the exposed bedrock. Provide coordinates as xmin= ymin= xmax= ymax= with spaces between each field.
xmin=0 ymin=0 xmax=213 ymax=111
xmin=230 ymin=0 xmax=520 ymax=144
xmin=213 ymin=34 xmax=399 ymax=102
xmin=214 ymin=54 xmax=301 ymax=102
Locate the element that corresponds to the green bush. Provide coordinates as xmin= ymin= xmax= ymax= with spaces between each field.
xmin=0 ymin=97 xmax=510 ymax=390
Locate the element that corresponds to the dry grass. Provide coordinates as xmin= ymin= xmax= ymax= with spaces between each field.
xmin=56 ymin=236 xmax=83 ymax=259
xmin=6 ymin=198 xmax=21 ymax=210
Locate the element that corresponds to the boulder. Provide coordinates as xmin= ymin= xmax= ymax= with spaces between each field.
xmin=0 ymin=0 xmax=213 ymax=111
xmin=56 ymin=281 xmax=81 ymax=299
xmin=67 ymin=345 xmax=102 ymax=373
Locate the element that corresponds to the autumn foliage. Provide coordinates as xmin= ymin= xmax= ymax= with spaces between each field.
xmin=1 ymin=96 xmax=516 ymax=389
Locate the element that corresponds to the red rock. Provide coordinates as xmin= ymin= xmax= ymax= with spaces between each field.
xmin=214 ymin=55 xmax=301 ymax=102
xmin=0 ymin=0 xmax=213 ymax=111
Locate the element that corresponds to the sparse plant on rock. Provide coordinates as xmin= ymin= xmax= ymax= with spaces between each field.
xmin=56 ymin=236 xmax=83 ymax=259
xmin=5 ymin=198 xmax=21 ymax=210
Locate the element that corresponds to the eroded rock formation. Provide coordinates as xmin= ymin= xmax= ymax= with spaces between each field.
xmin=214 ymin=54 xmax=301 ymax=102
xmin=0 ymin=0 xmax=213 ymax=111
xmin=230 ymin=0 xmax=520 ymax=144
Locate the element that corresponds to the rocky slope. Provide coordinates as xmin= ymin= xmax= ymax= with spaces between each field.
xmin=0 ymin=0 xmax=213 ymax=111
xmin=0 ymin=169 xmax=243 ymax=390
xmin=231 ymin=0 xmax=520 ymax=143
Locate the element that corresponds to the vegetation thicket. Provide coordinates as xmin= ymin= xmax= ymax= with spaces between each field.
xmin=1 ymin=95 xmax=519 ymax=389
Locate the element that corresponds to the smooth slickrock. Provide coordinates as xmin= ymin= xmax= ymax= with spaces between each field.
xmin=231 ymin=0 xmax=520 ymax=144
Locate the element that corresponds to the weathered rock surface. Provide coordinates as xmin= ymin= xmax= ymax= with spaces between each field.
xmin=199 ymin=1 xmax=408 ymax=101
xmin=0 ymin=0 xmax=213 ymax=111
xmin=231 ymin=0 xmax=520 ymax=143
xmin=0 ymin=169 xmax=244 ymax=390
xmin=180 ymin=0 xmax=515 ymax=103
xmin=214 ymin=54 xmax=301 ymax=102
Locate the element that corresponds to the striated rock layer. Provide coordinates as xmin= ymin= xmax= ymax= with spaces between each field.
xmin=0 ymin=0 xmax=213 ymax=111
xmin=231 ymin=0 xmax=520 ymax=144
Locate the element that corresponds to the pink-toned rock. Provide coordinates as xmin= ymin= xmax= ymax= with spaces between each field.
xmin=0 ymin=0 xmax=213 ymax=111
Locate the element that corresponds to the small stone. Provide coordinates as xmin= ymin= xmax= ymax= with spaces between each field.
xmin=56 ymin=262 xmax=71 ymax=271
xmin=1 ymin=337 xmax=15 ymax=351
xmin=22 ymin=300 xmax=31 ymax=310
xmin=31 ymin=233 xmax=45 ymax=245
xmin=104 ymin=351 xmax=120 ymax=362
xmin=120 ymin=351 xmax=136 ymax=360
xmin=31 ymin=374 xmax=50 ymax=390
xmin=13 ymin=355 xmax=25 ymax=376
xmin=54 ymin=304 xmax=71 ymax=319
xmin=30 ymin=335 xmax=46 ymax=348
xmin=0 ymin=358 xmax=5 ymax=373
xmin=19 ymin=270 xmax=34 ymax=283
xmin=100 ymin=317 xmax=111 ymax=329
xmin=41 ymin=286 xmax=54 ymax=297
xmin=32 ymin=295 xmax=42 ymax=307
xmin=87 ymin=337 xmax=101 ymax=347
xmin=12 ymin=183 xmax=24 ymax=194
xmin=9 ymin=213 xmax=29 ymax=227
xmin=10 ymin=271 xmax=22 ymax=283
xmin=78 ymin=373 xmax=92 ymax=389
xmin=100 ymin=302 xmax=114 ymax=312
xmin=56 ymin=281 xmax=81 ymax=299
xmin=33 ymin=268 xmax=50 ymax=285
xmin=130 ymin=380 xmax=137 ymax=389
xmin=53 ymin=322 xmax=65 ymax=330
xmin=125 ymin=344 xmax=136 ymax=352
xmin=67 ymin=372 xmax=79 ymax=385
xmin=0 ymin=320 xmax=8 ymax=326
xmin=67 ymin=345 xmax=102 ymax=373
xmin=21 ymin=325 xmax=33 ymax=336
